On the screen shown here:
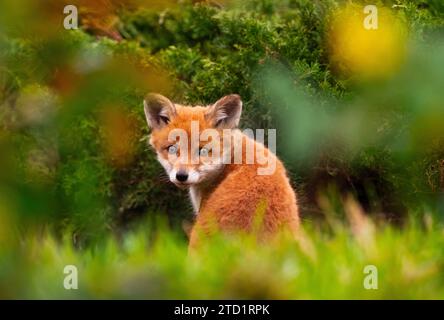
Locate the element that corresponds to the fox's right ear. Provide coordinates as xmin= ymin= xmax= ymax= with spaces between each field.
xmin=143 ymin=93 xmax=176 ymax=130
xmin=206 ymin=94 xmax=242 ymax=129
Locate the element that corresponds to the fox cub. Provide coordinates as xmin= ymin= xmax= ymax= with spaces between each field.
xmin=143 ymin=93 xmax=299 ymax=248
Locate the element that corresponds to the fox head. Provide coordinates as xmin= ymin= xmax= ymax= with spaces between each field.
xmin=143 ymin=93 xmax=242 ymax=187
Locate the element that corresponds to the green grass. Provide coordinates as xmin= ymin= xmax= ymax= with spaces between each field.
xmin=2 ymin=200 xmax=443 ymax=299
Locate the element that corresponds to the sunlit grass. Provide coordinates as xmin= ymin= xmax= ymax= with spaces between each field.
xmin=1 ymin=200 xmax=443 ymax=299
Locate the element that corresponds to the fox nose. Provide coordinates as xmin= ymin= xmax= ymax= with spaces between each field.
xmin=176 ymin=171 xmax=188 ymax=182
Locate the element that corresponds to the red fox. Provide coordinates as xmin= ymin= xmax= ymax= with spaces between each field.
xmin=143 ymin=93 xmax=299 ymax=248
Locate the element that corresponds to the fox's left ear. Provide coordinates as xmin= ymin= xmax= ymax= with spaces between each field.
xmin=143 ymin=93 xmax=176 ymax=130
xmin=206 ymin=94 xmax=242 ymax=129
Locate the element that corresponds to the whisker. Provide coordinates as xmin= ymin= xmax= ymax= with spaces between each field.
xmin=157 ymin=172 xmax=171 ymax=184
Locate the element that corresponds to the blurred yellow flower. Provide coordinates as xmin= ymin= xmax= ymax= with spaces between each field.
xmin=328 ymin=4 xmax=408 ymax=80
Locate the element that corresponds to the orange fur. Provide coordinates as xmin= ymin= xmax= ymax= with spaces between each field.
xmin=144 ymin=94 xmax=299 ymax=249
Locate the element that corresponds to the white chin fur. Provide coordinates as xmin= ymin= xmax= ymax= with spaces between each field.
xmin=188 ymin=170 xmax=200 ymax=183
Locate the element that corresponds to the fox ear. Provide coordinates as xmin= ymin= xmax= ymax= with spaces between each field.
xmin=143 ymin=93 xmax=176 ymax=130
xmin=206 ymin=94 xmax=242 ymax=129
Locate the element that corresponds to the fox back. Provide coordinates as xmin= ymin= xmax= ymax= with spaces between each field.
xmin=143 ymin=94 xmax=299 ymax=248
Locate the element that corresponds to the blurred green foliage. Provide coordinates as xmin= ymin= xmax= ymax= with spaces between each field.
xmin=1 ymin=212 xmax=444 ymax=299
xmin=1 ymin=0 xmax=444 ymax=298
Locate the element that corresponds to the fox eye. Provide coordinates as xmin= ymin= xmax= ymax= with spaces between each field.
xmin=167 ymin=145 xmax=178 ymax=155
xmin=199 ymin=147 xmax=209 ymax=157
